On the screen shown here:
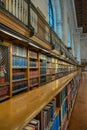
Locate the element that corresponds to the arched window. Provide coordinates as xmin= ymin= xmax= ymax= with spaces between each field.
xmin=48 ymin=0 xmax=54 ymax=29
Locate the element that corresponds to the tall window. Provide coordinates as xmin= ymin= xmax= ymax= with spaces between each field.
xmin=48 ymin=0 xmax=54 ymax=29
xmin=68 ymin=24 xmax=71 ymax=47
xmin=54 ymin=0 xmax=62 ymax=39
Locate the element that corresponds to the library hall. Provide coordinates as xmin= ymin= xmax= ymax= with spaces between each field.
xmin=0 ymin=0 xmax=87 ymax=130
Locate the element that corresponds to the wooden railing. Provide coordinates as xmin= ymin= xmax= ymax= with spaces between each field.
xmin=0 ymin=0 xmax=78 ymax=64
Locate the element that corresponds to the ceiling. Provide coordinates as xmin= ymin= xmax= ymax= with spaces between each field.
xmin=74 ymin=0 xmax=87 ymax=33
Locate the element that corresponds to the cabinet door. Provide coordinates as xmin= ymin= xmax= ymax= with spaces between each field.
xmin=0 ymin=44 xmax=10 ymax=83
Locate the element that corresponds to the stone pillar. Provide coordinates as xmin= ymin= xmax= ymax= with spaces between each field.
xmin=55 ymin=0 xmax=62 ymax=39
xmin=74 ymin=30 xmax=81 ymax=64
xmin=61 ymin=0 xmax=68 ymax=46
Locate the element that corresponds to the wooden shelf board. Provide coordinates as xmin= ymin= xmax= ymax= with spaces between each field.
xmin=0 ymin=95 xmax=10 ymax=101
xmin=0 ymin=82 xmax=9 ymax=86
xmin=12 ymin=78 xmax=27 ymax=83
xmin=30 ymin=67 xmax=38 ymax=69
xmin=12 ymin=87 xmax=28 ymax=94
xmin=40 ymin=74 xmax=46 ymax=76
xmin=47 ymin=73 xmax=51 ymax=75
xmin=12 ymin=54 xmax=27 ymax=58
xmin=29 ymin=57 xmax=38 ymax=60
xmin=0 ymin=71 xmax=79 ymax=130
xmin=13 ymin=67 xmax=27 ymax=69
xmin=30 ymin=76 xmax=39 ymax=79
xmin=30 ymin=83 xmax=39 ymax=88
xmin=40 ymin=66 xmax=46 ymax=68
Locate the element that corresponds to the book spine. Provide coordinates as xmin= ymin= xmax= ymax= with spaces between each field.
xmin=12 ymin=81 xmax=27 ymax=91
xmin=0 ymin=86 xmax=9 ymax=97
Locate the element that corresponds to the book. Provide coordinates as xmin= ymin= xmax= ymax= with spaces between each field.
xmin=12 ymin=44 xmax=27 ymax=57
xmin=41 ymin=110 xmax=48 ymax=130
xmin=40 ymin=68 xmax=46 ymax=75
xmin=12 ymin=72 xmax=25 ymax=80
xmin=29 ymin=119 xmax=40 ymax=130
xmin=30 ymin=70 xmax=39 ymax=78
xmin=40 ymin=77 xmax=46 ymax=84
xmin=29 ymin=51 xmax=38 ymax=59
xmin=12 ymin=81 xmax=27 ymax=91
xmin=50 ymin=114 xmax=60 ymax=130
xmin=12 ymin=56 xmax=27 ymax=68
xmin=24 ymin=124 xmax=35 ymax=130
xmin=61 ymin=101 xmax=67 ymax=120
xmin=0 ymin=86 xmax=9 ymax=97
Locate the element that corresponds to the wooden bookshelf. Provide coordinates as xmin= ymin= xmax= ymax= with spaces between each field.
xmin=12 ymin=43 xmax=28 ymax=95
xmin=29 ymin=50 xmax=39 ymax=89
xmin=0 ymin=2 xmax=82 ymax=130
xmin=0 ymin=71 xmax=80 ymax=130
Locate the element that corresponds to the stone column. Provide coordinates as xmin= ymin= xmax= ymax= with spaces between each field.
xmin=61 ymin=0 xmax=68 ymax=46
xmin=74 ymin=30 xmax=81 ymax=64
xmin=55 ymin=0 xmax=62 ymax=39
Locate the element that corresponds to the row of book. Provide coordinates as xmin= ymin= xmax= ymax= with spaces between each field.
xmin=41 ymin=98 xmax=57 ymax=130
xmin=67 ymin=73 xmax=81 ymax=120
xmin=61 ymin=101 xmax=67 ymax=121
xmin=51 ymin=69 xmax=55 ymax=74
xmin=40 ymin=77 xmax=46 ymax=84
xmin=46 ymin=63 xmax=51 ymax=68
xmin=50 ymin=114 xmax=60 ymax=130
xmin=47 ymin=68 xmax=51 ymax=74
xmin=40 ymin=61 xmax=46 ymax=67
xmin=30 ymin=61 xmax=38 ymax=68
xmin=0 ymin=86 xmax=9 ymax=98
xmin=22 ymin=73 xmax=81 ymax=130
xmin=47 ymin=57 xmax=51 ymax=62
xmin=29 ymin=51 xmax=38 ymax=59
xmin=61 ymin=116 xmax=67 ymax=130
xmin=30 ymin=78 xmax=38 ymax=87
xmin=47 ymin=75 xmax=51 ymax=82
xmin=30 ymin=70 xmax=39 ymax=78
xmin=0 ymin=77 xmax=5 ymax=83
xmin=67 ymin=92 xmax=72 ymax=112
xmin=67 ymin=82 xmax=73 ymax=114
xmin=23 ymin=98 xmax=57 ymax=130
xmin=52 ymin=75 xmax=56 ymax=80
xmin=52 ymin=64 xmax=55 ymax=68
xmin=61 ymin=87 xmax=67 ymax=103
xmin=12 ymin=44 xmax=27 ymax=57
xmin=12 ymin=72 xmax=25 ymax=80
xmin=23 ymin=119 xmax=40 ymax=130
xmin=12 ymin=56 xmax=27 ymax=67
xmin=40 ymin=54 xmax=47 ymax=60
xmin=40 ymin=68 xmax=46 ymax=75
xmin=5 ymin=0 xmax=28 ymax=25
xmin=12 ymin=81 xmax=27 ymax=91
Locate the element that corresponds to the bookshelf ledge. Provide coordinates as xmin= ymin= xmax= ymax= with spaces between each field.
xmin=0 ymin=71 xmax=80 ymax=130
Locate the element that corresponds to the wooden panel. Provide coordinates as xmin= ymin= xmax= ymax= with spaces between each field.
xmin=0 ymin=71 xmax=79 ymax=130
xmin=52 ymin=49 xmax=61 ymax=55
xmin=30 ymin=36 xmax=51 ymax=50
xmin=0 ymin=10 xmax=30 ymax=38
